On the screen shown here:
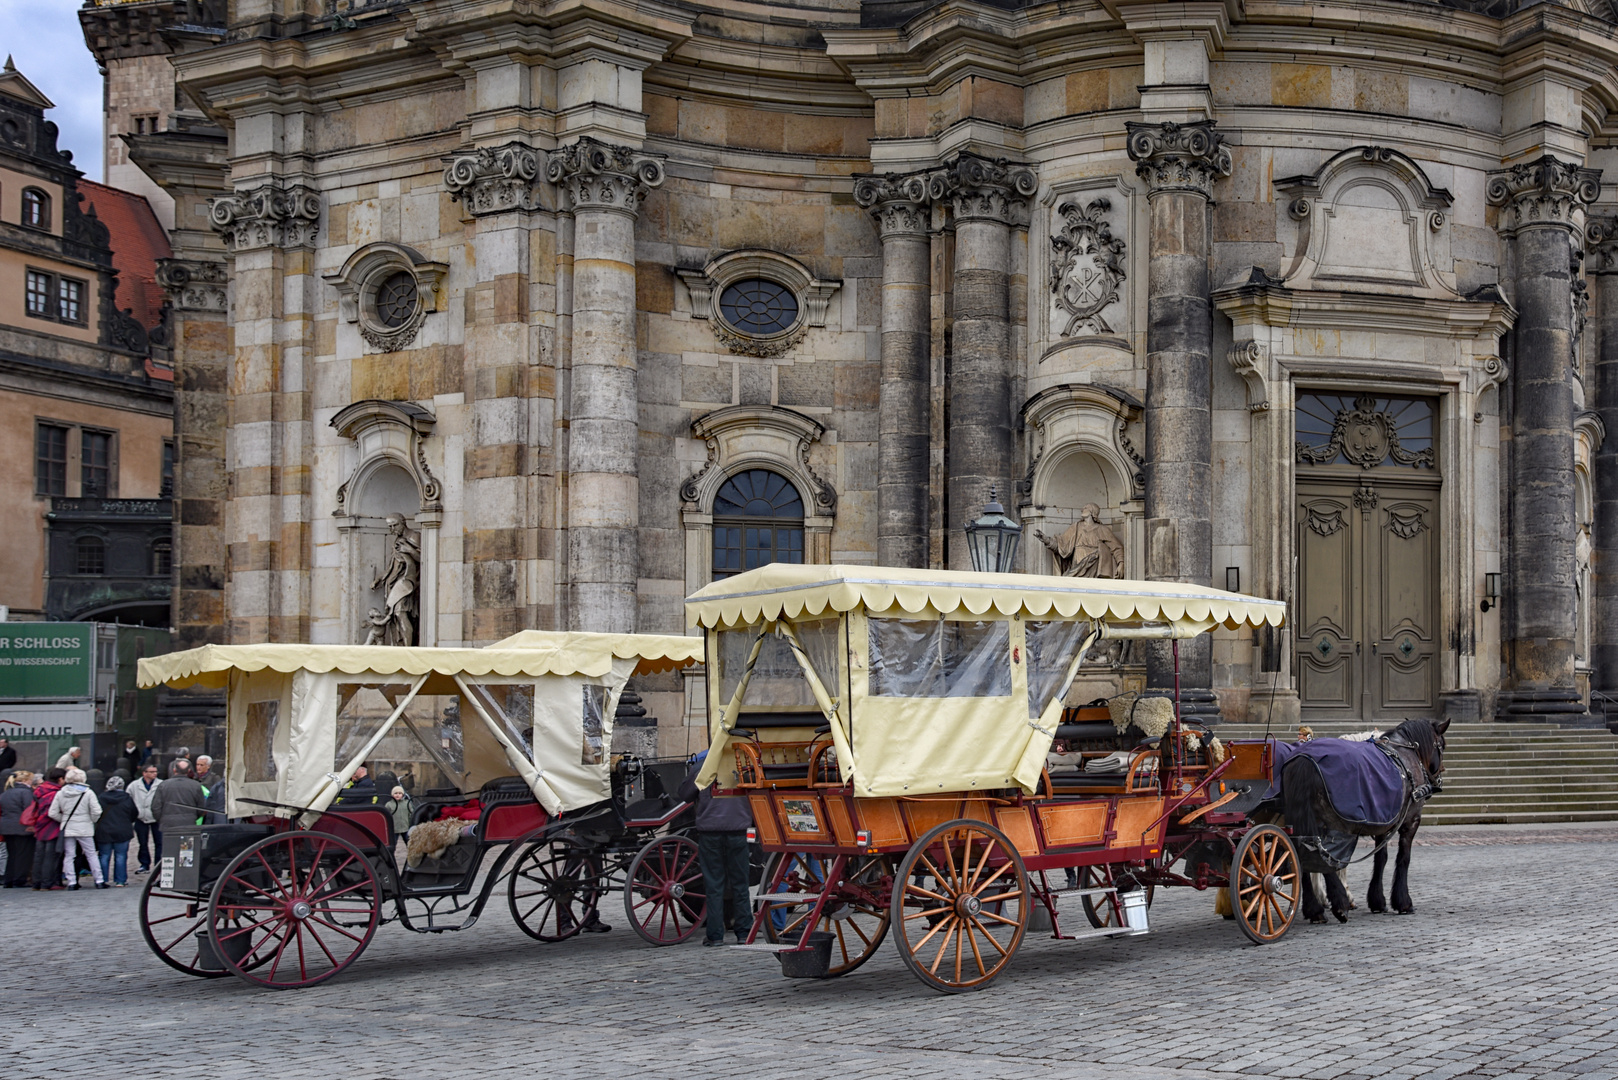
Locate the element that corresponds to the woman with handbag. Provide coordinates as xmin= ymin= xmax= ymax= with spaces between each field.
xmin=0 ymin=771 xmax=36 ymax=887
xmin=48 ymin=768 xmax=104 ymax=890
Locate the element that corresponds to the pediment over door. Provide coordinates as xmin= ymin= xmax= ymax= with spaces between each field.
xmin=1275 ymin=146 xmax=1462 ymax=300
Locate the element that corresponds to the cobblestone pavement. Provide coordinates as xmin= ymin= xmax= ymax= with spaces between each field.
xmin=3 ymin=824 xmax=1616 ymax=1080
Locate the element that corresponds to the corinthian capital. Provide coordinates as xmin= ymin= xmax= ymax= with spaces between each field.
xmin=444 ymin=142 xmax=543 ymax=215
xmin=207 ymin=182 xmax=322 ymax=252
xmin=1486 ymin=156 xmax=1601 ymax=232
xmin=853 ymin=171 xmax=935 ymax=239
xmin=1125 ymin=120 xmax=1232 ymax=199
xmin=938 ymin=152 xmax=1037 ymax=225
xmin=546 ymin=137 xmax=665 ymax=217
xmin=154 ymin=258 xmax=227 ymax=313
xmin=1587 ymin=217 xmax=1618 ymax=273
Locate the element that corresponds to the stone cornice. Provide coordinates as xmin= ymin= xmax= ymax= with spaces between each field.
xmin=1212 ymin=269 xmax=1517 ymax=341
xmin=155 ymin=259 xmax=228 ymax=314
xmin=545 ymin=137 xmax=664 ymax=216
xmin=444 ymin=142 xmax=545 ymax=215
xmin=1486 ymin=155 xmax=1602 ymax=233
xmin=207 ymin=182 xmax=321 ymax=252
xmin=1125 ymin=120 xmax=1231 ymax=199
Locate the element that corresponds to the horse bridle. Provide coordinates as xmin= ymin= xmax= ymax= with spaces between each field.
xmin=1377 ymin=733 xmax=1443 ymax=802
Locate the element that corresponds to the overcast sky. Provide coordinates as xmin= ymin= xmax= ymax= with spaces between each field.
xmin=1 ymin=0 xmax=107 ymax=180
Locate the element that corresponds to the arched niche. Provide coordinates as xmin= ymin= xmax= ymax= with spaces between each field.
xmin=331 ymin=400 xmax=442 ymax=646
xmin=1575 ymin=410 xmax=1604 ymax=672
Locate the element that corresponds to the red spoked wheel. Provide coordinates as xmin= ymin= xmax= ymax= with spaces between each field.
xmin=891 ymin=819 xmax=1028 ymax=993
xmin=508 ymin=838 xmax=605 ymax=942
xmin=623 ymin=834 xmax=706 ymax=946
xmin=206 ymin=831 xmax=382 ymax=989
xmin=761 ymin=851 xmax=892 ymax=977
xmin=139 ymin=871 xmax=232 ymax=978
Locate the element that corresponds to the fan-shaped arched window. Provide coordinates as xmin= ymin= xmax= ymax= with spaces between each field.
xmin=712 ymin=469 xmax=804 ymax=580
xmin=76 ymin=536 xmax=105 ymax=575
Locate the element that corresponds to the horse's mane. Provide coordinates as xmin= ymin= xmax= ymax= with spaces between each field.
xmin=1384 ymin=718 xmax=1438 ymax=763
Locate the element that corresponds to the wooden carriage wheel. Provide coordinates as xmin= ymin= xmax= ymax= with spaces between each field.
xmin=508 ymin=838 xmax=605 ymax=942
xmin=1078 ymin=865 xmax=1155 ymax=930
xmin=890 ymin=820 xmax=1028 ymax=993
xmin=139 ymin=871 xmax=234 ymax=978
xmin=760 ymin=851 xmax=893 ymax=977
xmin=1230 ymin=824 xmax=1300 ymax=945
xmin=206 ymin=831 xmax=383 ymax=989
xmin=623 ymin=834 xmax=706 ymax=946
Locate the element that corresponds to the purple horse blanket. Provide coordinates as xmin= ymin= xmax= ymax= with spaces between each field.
xmin=1263 ymin=738 xmax=1407 ymax=830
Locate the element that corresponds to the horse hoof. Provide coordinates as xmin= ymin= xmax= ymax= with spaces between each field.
xmin=1308 ymin=915 xmax=1328 ymax=925
xmin=1396 ymin=907 xmax=1415 ymax=915
xmin=1368 ymin=906 xmax=1386 ymax=915
xmin=1334 ymin=911 xmax=1348 ymax=924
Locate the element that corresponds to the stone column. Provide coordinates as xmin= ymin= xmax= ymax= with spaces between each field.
xmin=1487 ymin=157 xmax=1600 ymax=720
xmin=547 ymin=138 xmax=664 ymax=633
xmin=1593 ymin=220 xmax=1618 ymax=727
xmin=855 ymin=171 xmax=934 ymax=568
xmin=941 ymin=153 xmax=1036 ymax=571
xmin=1126 ymin=121 xmax=1231 ymax=718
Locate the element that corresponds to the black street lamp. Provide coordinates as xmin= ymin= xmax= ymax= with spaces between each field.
xmin=964 ymin=487 xmax=1022 ymax=574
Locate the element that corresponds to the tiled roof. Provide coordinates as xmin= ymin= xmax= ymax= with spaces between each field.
xmin=78 ymin=179 xmax=172 ymax=331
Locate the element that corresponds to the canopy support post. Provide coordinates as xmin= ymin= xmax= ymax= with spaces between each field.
xmin=454 ymin=675 xmax=564 ymax=815
xmin=306 ymin=673 xmax=430 ymax=817
xmin=776 ymin=620 xmax=854 ymax=782
xmin=1012 ymin=628 xmax=1102 ymax=790
xmin=695 ymin=627 xmax=768 ymax=787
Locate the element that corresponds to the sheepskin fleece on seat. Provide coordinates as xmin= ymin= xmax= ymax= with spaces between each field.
xmin=406 ymin=818 xmax=469 ymax=867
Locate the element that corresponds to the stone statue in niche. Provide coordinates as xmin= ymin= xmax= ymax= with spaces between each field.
xmin=1034 ymin=503 xmax=1124 ymax=579
xmin=1035 ymin=503 xmax=1132 ymax=667
xmin=366 ymin=513 xmax=421 ymax=647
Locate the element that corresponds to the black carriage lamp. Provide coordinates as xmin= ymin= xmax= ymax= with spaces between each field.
xmin=1480 ymin=572 xmax=1501 ymax=613
xmin=965 ymin=487 xmax=1022 ymax=574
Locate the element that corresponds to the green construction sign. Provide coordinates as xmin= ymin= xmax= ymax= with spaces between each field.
xmin=0 ymin=625 xmax=94 ymax=699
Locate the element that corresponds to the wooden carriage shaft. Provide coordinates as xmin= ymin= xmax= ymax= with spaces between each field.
xmin=309 ymin=673 xmax=429 ymax=815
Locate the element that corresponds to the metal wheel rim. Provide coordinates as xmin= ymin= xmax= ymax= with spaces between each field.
xmin=1231 ymin=825 xmax=1300 ymax=945
xmin=890 ymin=820 xmax=1028 ymax=993
xmin=508 ymin=839 xmax=603 ymax=943
xmin=760 ymin=851 xmax=893 ymax=977
xmin=623 ymin=835 xmax=706 ymax=946
xmin=207 ymin=831 xmax=382 ymax=989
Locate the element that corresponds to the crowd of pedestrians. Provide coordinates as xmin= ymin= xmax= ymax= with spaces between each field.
xmin=0 ymin=741 xmax=224 ymax=891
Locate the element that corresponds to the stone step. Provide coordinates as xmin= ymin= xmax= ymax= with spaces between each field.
xmin=1421 ymin=809 xmax=1618 ymax=826
xmin=1440 ymin=783 xmax=1618 ymax=796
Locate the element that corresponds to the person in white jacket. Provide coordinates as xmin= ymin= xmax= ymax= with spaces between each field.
xmin=48 ymin=768 xmax=104 ymax=890
xmin=127 ymin=764 xmax=162 ymax=875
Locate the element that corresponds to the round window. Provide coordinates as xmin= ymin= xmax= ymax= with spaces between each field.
xmin=718 ymin=278 xmax=798 ymax=336
xmin=374 ymin=271 xmax=419 ymax=329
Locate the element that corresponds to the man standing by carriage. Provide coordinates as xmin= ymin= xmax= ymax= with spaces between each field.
xmin=678 ymin=752 xmax=754 ymax=947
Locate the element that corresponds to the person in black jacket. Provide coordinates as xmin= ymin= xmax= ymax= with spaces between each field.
xmin=0 ymin=739 xmax=16 ymax=773
xmin=677 ymin=752 xmax=755 ymax=946
xmin=94 ymin=776 xmax=138 ymax=886
xmin=0 ymin=772 xmax=35 ymax=887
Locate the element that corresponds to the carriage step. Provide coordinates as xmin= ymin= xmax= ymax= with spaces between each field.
xmin=1048 ymin=886 xmax=1117 ymax=901
xmin=749 ymin=890 xmax=820 ymax=905
xmin=1054 ymin=925 xmax=1147 ymax=942
xmin=728 ymin=942 xmax=807 ymax=954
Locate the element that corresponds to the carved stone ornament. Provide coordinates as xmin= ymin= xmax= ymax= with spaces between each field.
xmin=675 ymin=250 xmax=840 ymax=359
xmin=1296 ymin=394 xmax=1436 ymax=470
xmin=106 ymin=307 xmax=149 ymax=354
xmin=1306 ymin=506 xmax=1346 ymax=537
xmin=852 ymin=171 xmax=935 ymax=238
xmin=324 ymin=243 xmax=448 ymax=354
xmin=546 ymin=137 xmax=665 ymax=217
xmin=154 ymin=258 xmax=227 ymax=313
xmin=938 ymin=152 xmax=1038 ymax=225
xmin=1485 ymin=155 xmax=1601 ymax=231
xmin=1387 ymin=507 xmax=1429 ymax=540
xmin=1050 ymin=197 xmax=1126 ymax=336
xmin=1229 ymin=340 xmax=1270 ymax=412
xmin=1125 ymin=120 xmax=1233 ymax=199
xmin=1572 ymin=246 xmax=1590 ymax=361
xmin=1352 ymin=481 xmax=1378 ymax=512
xmin=443 ymin=142 xmax=543 ymax=214
xmin=330 ymin=399 xmax=442 ymax=515
xmin=208 ymin=182 xmax=322 ymax=252
xmin=1587 ymin=217 xmax=1618 ymax=272
xmin=680 ymin=404 xmax=836 ymax=515
xmin=1475 ymin=355 xmax=1508 ymax=424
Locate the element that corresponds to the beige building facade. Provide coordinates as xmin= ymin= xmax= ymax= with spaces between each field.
xmin=100 ymin=0 xmax=1618 ymax=736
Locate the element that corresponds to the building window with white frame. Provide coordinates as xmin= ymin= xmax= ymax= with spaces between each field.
xmin=711 ymin=469 xmax=805 ymax=580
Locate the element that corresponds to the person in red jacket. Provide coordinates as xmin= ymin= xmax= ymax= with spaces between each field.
xmin=29 ymin=768 xmax=65 ymax=891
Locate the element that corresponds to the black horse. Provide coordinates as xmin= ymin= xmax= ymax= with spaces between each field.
xmin=1278 ymin=718 xmax=1448 ymax=924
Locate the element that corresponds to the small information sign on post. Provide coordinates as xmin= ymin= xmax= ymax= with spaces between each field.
xmin=0 ymin=625 xmax=94 ymax=700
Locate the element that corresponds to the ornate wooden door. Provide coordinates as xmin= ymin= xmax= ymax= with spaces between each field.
xmin=1294 ymin=394 xmax=1440 ymax=720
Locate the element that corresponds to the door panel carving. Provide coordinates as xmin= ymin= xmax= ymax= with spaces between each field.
xmin=1297 ymin=491 xmax=1357 ymax=714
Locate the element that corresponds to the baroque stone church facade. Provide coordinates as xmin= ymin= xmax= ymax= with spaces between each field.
xmin=103 ymin=0 xmax=1618 ymax=737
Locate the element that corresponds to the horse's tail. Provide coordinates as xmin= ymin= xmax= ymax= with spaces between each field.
xmin=1280 ymin=757 xmax=1325 ymax=842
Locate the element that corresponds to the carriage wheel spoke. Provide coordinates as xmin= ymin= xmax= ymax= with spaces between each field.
xmin=927 ymin=917 xmax=957 ymax=975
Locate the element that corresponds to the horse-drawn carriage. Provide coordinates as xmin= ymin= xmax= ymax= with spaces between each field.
xmin=134 ymin=631 xmax=707 ymax=988
xmin=686 ymin=564 xmax=1300 ymax=992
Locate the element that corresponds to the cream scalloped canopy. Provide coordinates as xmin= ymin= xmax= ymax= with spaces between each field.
xmin=685 ymin=564 xmax=1286 ymax=630
xmin=137 ymin=631 xmax=703 ymax=692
